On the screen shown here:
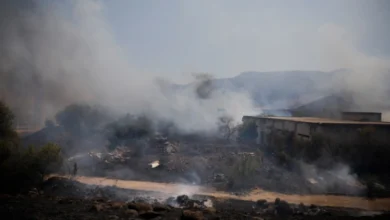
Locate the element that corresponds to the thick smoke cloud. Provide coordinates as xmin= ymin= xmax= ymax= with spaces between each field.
xmin=0 ymin=0 xmax=257 ymax=133
xmin=316 ymin=24 xmax=390 ymax=111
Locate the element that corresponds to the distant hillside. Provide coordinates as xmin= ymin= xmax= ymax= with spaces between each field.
xmin=175 ymin=70 xmax=350 ymax=109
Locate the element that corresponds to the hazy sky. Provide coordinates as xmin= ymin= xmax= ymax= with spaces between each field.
xmin=100 ymin=0 xmax=390 ymax=82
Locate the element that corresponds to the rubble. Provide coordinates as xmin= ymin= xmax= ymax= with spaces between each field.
xmin=148 ymin=160 xmax=160 ymax=169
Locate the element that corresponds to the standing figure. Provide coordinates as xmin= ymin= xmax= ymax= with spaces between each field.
xmin=73 ymin=162 xmax=78 ymax=177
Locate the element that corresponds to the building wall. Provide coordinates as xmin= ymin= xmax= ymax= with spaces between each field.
xmin=248 ymin=117 xmax=390 ymax=146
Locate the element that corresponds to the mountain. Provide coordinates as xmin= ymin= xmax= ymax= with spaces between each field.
xmin=174 ymin=70 xmax=350 ymax=109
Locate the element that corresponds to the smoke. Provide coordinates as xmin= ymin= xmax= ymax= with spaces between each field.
xmin=316 ymin=24 xmax=390 ymax=110
xmin=193 ymin=73 xmax=215 ymax=99
xmin=0 ymin=0 xmax=257 ymax=133
xmin=299 ymin=162 xmax=365 ymax=196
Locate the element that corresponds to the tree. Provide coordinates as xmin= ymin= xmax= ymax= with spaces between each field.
xmin=217 ymin=116 xmax=239 ymax=140
xmin=0 ymin=101 xmax=16 ymax=138
xmin=0 ymin=101 xmax=18 ymax=158
xmin=55 ymin=104 xmax=112 ymax=137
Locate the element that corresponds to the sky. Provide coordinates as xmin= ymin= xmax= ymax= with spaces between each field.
xmin=100 ymin=0 xmax=390 ymax=82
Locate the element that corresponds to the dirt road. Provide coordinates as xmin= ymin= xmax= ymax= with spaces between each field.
xmin=54 ymin=175 xmax=390 ymax=211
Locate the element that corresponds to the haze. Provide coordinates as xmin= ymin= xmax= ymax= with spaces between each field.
xmin=1 ymin=0 xmax=390 ymax=133
xmin=105 ymin=0 xmax=390 ymax=82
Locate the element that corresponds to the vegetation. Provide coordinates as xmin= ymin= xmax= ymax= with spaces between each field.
xmin=105 ymin=114 xmax=153 ymax=150
xmin=55 ymin=104 xmax=112 ymax=138
xmin=230 ymin=153 xmax=262 ymax=178
xmin=0 ymin=101 xmax=63 ymax=193
xmin=217 ymin=116 xmax=239 ymax=140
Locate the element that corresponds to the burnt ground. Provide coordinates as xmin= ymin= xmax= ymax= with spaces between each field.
xmin=1 ymin=177 xmax=389 ymax=220
xmin=68 ymin=142 xmax=390 ymax=198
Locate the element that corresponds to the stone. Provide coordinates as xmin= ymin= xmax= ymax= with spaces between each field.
xmin=203 ymin=207 xmax=217 ymax=214
xmin=109 ymin=201 xmax=125 ymax=209
xmin=153 ymin=204 xmax=171 ymax=212
xmin=127 ymin=202 xmax=153 ymax=213
xmin=176 ymin=195 xmax=190 ymax=206
xmin=275 ymin=200 xmax=293 ymax=216
xmin=124 ymin=209 xmax=138 ymax=217
xmin=264 ymin=204 xmax=276 ymax=215
xmin=90 ymin=204 xmax=104 ymax=212
xmin=297 ymin=202 xmax=306 ymax=213
xmin=181 ymin=210 xmax=203 ymax=220
xmin=138 ymin=211 xmax=162 ymax=219
xmin=57 ymin=198 xmax=73 ymax=204
xmin=107 ymin=215 xmax=119 ymax=220
xmin=256 ymin=199 xmax=268 ymax=208
xmin=28 ymin=188 xmax=39 ymax=198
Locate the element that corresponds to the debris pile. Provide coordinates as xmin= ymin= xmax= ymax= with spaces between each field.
xmin=253 ymin=198 xmax=329 ymax=217
xmin=152 ymin=134 xmax=179 ymax=155
xmin=87 ymin=147 xmax=132 ymax=165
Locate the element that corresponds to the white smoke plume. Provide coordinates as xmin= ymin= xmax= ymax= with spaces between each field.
xmin=0 ymin=0 xmax=257 ymax=133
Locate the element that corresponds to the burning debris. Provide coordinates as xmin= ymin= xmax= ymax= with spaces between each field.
xmin=149 ymin=160 xmax=160 ymax=169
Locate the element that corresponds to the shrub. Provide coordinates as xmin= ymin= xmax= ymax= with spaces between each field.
xmin=0 ymin=142 xmax=63 ymax=193
xmin=0 ymin=101 xmax=18 ymax=145
xmin=229 ymin=151 xmax=263 ymax=178
xmin=217 ymin=116 xmax=239 ymax=140
xmin=105 ymin=114 xmax=153 ymax=150
xmin=55 ymin=104 xmax=112 ymax=138
xmin=0 ymin=101 xmax=63 ymax=193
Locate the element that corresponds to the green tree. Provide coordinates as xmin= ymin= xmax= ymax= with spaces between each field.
xmin=0 ymin=101 xmax=18 ymax=141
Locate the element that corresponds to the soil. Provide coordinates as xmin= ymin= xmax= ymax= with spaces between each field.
xmin=1 ymin=177 xmax=389 ymax=220
xmin=59 ymin=175 xmax=390 ymax=211
xmin=67 ymin=143 xmax=390 ymax=200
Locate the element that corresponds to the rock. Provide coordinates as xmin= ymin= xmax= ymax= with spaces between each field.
xmin=107 ymin=215 xmax=120 ymax=220
xmin=297 ymin=202 xmax=306 ymax=214
xmin=181 ymin=210 xmax=203 ymax=220
xmin=264 ymin=204 xmax=276 ymax=215
xmin=28 ymin=188 xmax=39 ymax=198
xmin=153 ymin=204 xmax=171 ymax=212
xmin=176 ymin=195 xmax=190 ymax=206
xmin=57 ymin=198 xmax=73 ymax=204
xmin=165 ymin=197 xmax=176 ymax=206
xmin=109 ymin=201 xmax=125 ymax=209
xmin=90 ymin=204 xmax=105 ymax=212
xmin=139 ymin=211 xmax=162 ymax=219
xmin=94 ymin=198 xmax=107 ymax=203
xmin=256 ymin=199 xmax=268 ymax=208
xmin=127 ymin=202 xmax=153 ymax=213
xmin=124 ymin=209 xmax=138 ymax=217
xmin=203 ymin=207 xmax=216 ymax=214
xmin=275 ymin=200 xmax=293 ymax=216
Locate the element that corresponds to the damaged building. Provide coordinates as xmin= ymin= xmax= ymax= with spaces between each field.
xmin=242 ymin=115 xmax=390 ymax=146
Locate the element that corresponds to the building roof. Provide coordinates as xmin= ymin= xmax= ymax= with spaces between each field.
xmin=242 ymin=115 xmax=390 ymax=126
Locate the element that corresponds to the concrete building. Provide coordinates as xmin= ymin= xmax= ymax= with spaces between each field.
xmin=242 ymin=115 xmax=390 ymax=146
